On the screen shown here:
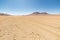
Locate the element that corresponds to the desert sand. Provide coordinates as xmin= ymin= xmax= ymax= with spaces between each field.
xmin=0 ymin=15 xmax=60 ymax=40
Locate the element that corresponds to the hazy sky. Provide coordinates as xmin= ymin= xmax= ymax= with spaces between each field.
xmin=0 ymin=0 xmax=60 ymax=15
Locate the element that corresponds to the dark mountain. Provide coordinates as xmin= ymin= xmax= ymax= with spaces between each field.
xmin=31 ymin=12 xmax=41 ymax=15
xmin=29 ymin=12 xmax=48 ymax=15
xmin=41 ymin=12 xmax=48 ymax=14
xmin=0 ymin=13 xmax=10 ymax=16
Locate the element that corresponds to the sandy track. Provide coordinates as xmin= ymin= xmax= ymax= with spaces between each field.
xmin=0 ymin=15 xmax=60 ymax=40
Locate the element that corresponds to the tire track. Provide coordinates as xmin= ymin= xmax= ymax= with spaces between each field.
xmin=25 ymin=19 xmax=60 ymax=37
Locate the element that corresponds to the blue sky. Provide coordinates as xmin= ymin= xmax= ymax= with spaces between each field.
xmin=0 ymin=0 xmax=60 ymax=15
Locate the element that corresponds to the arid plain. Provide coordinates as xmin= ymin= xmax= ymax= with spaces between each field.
xmin=0 ymin=15 xmax=60 ymax=40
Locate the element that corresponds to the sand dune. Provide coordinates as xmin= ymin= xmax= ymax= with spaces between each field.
xmin=0 ymin=15 xmax=60 ymax=40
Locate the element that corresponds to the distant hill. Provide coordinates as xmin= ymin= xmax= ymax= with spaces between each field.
xmin=0 ymin=13 xmax=11 ymax=16
xmin=29 ymin=12 xmax=48 ymax=15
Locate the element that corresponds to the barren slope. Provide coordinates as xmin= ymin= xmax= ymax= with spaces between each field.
xmin=0 ymin=15 xmax=60 ymax=40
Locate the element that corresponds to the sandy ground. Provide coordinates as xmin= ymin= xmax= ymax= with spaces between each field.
xmin=0 ymin=15 xmax=60 ymax=40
